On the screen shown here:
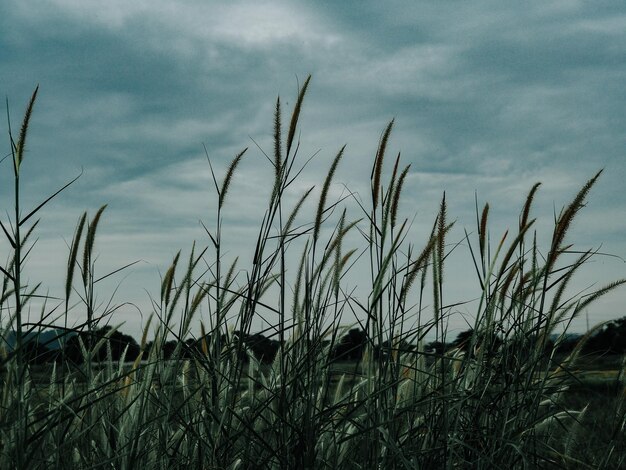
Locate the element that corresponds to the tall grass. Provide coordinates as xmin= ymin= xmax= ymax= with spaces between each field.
xmin=1 ymin=80 xmax=625 ymax=469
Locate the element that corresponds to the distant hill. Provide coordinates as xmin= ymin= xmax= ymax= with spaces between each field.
xmin=550 ymin=333 xmax=582 ymax=342
xmin=2 ymin=329 xmax=77 ymax=351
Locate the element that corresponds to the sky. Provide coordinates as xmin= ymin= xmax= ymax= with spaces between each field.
xmin=1 ymin=0 xmax=624 ymax=341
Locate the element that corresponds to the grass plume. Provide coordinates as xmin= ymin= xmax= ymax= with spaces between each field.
xmin=219 ymin=148 xmax=247 ymax=208
xmin=14 ymin=85 xmax=38 ymax=172
xmin=286 ymin=75 xmax=311 ymax=158
xmin=314 ymin=145 xmax=345 ymax=243
xmin=371 ymin=119 xmax=394 ymax=210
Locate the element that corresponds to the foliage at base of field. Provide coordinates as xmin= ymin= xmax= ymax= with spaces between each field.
xmin=1 ymin=81 xmax=625 ymax=469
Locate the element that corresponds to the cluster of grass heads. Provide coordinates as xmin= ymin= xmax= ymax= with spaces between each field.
xmin=1 ymin=79 xmax=625 ymax=469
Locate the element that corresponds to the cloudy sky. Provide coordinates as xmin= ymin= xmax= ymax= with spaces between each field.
xmin=1 ymin=0 xmax=624 ymax=340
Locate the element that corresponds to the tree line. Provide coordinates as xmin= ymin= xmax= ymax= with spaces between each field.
xmin=3 ymin=316 xmax=626 ymax=366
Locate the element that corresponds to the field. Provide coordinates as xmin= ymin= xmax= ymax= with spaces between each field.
xmin=1 ymin=81 xmax=625 ymax=469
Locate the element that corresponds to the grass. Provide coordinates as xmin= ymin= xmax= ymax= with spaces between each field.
xmin=1 ymin=78 xmax=625 ymax=469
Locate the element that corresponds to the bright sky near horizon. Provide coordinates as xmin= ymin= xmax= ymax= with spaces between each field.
xmin=1 ymin=1 xmax=625 ymax=341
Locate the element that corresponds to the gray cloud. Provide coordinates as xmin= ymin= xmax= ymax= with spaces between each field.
xmin=1 ymin=0 xmax=624 ymax=338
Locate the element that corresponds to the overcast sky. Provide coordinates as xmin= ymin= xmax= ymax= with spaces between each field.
xmin=1 ymin=1 xmax=625 ymax=340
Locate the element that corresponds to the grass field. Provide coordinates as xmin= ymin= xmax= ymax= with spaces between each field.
xmin=1 ymin=80 xmax=625 ymax=469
